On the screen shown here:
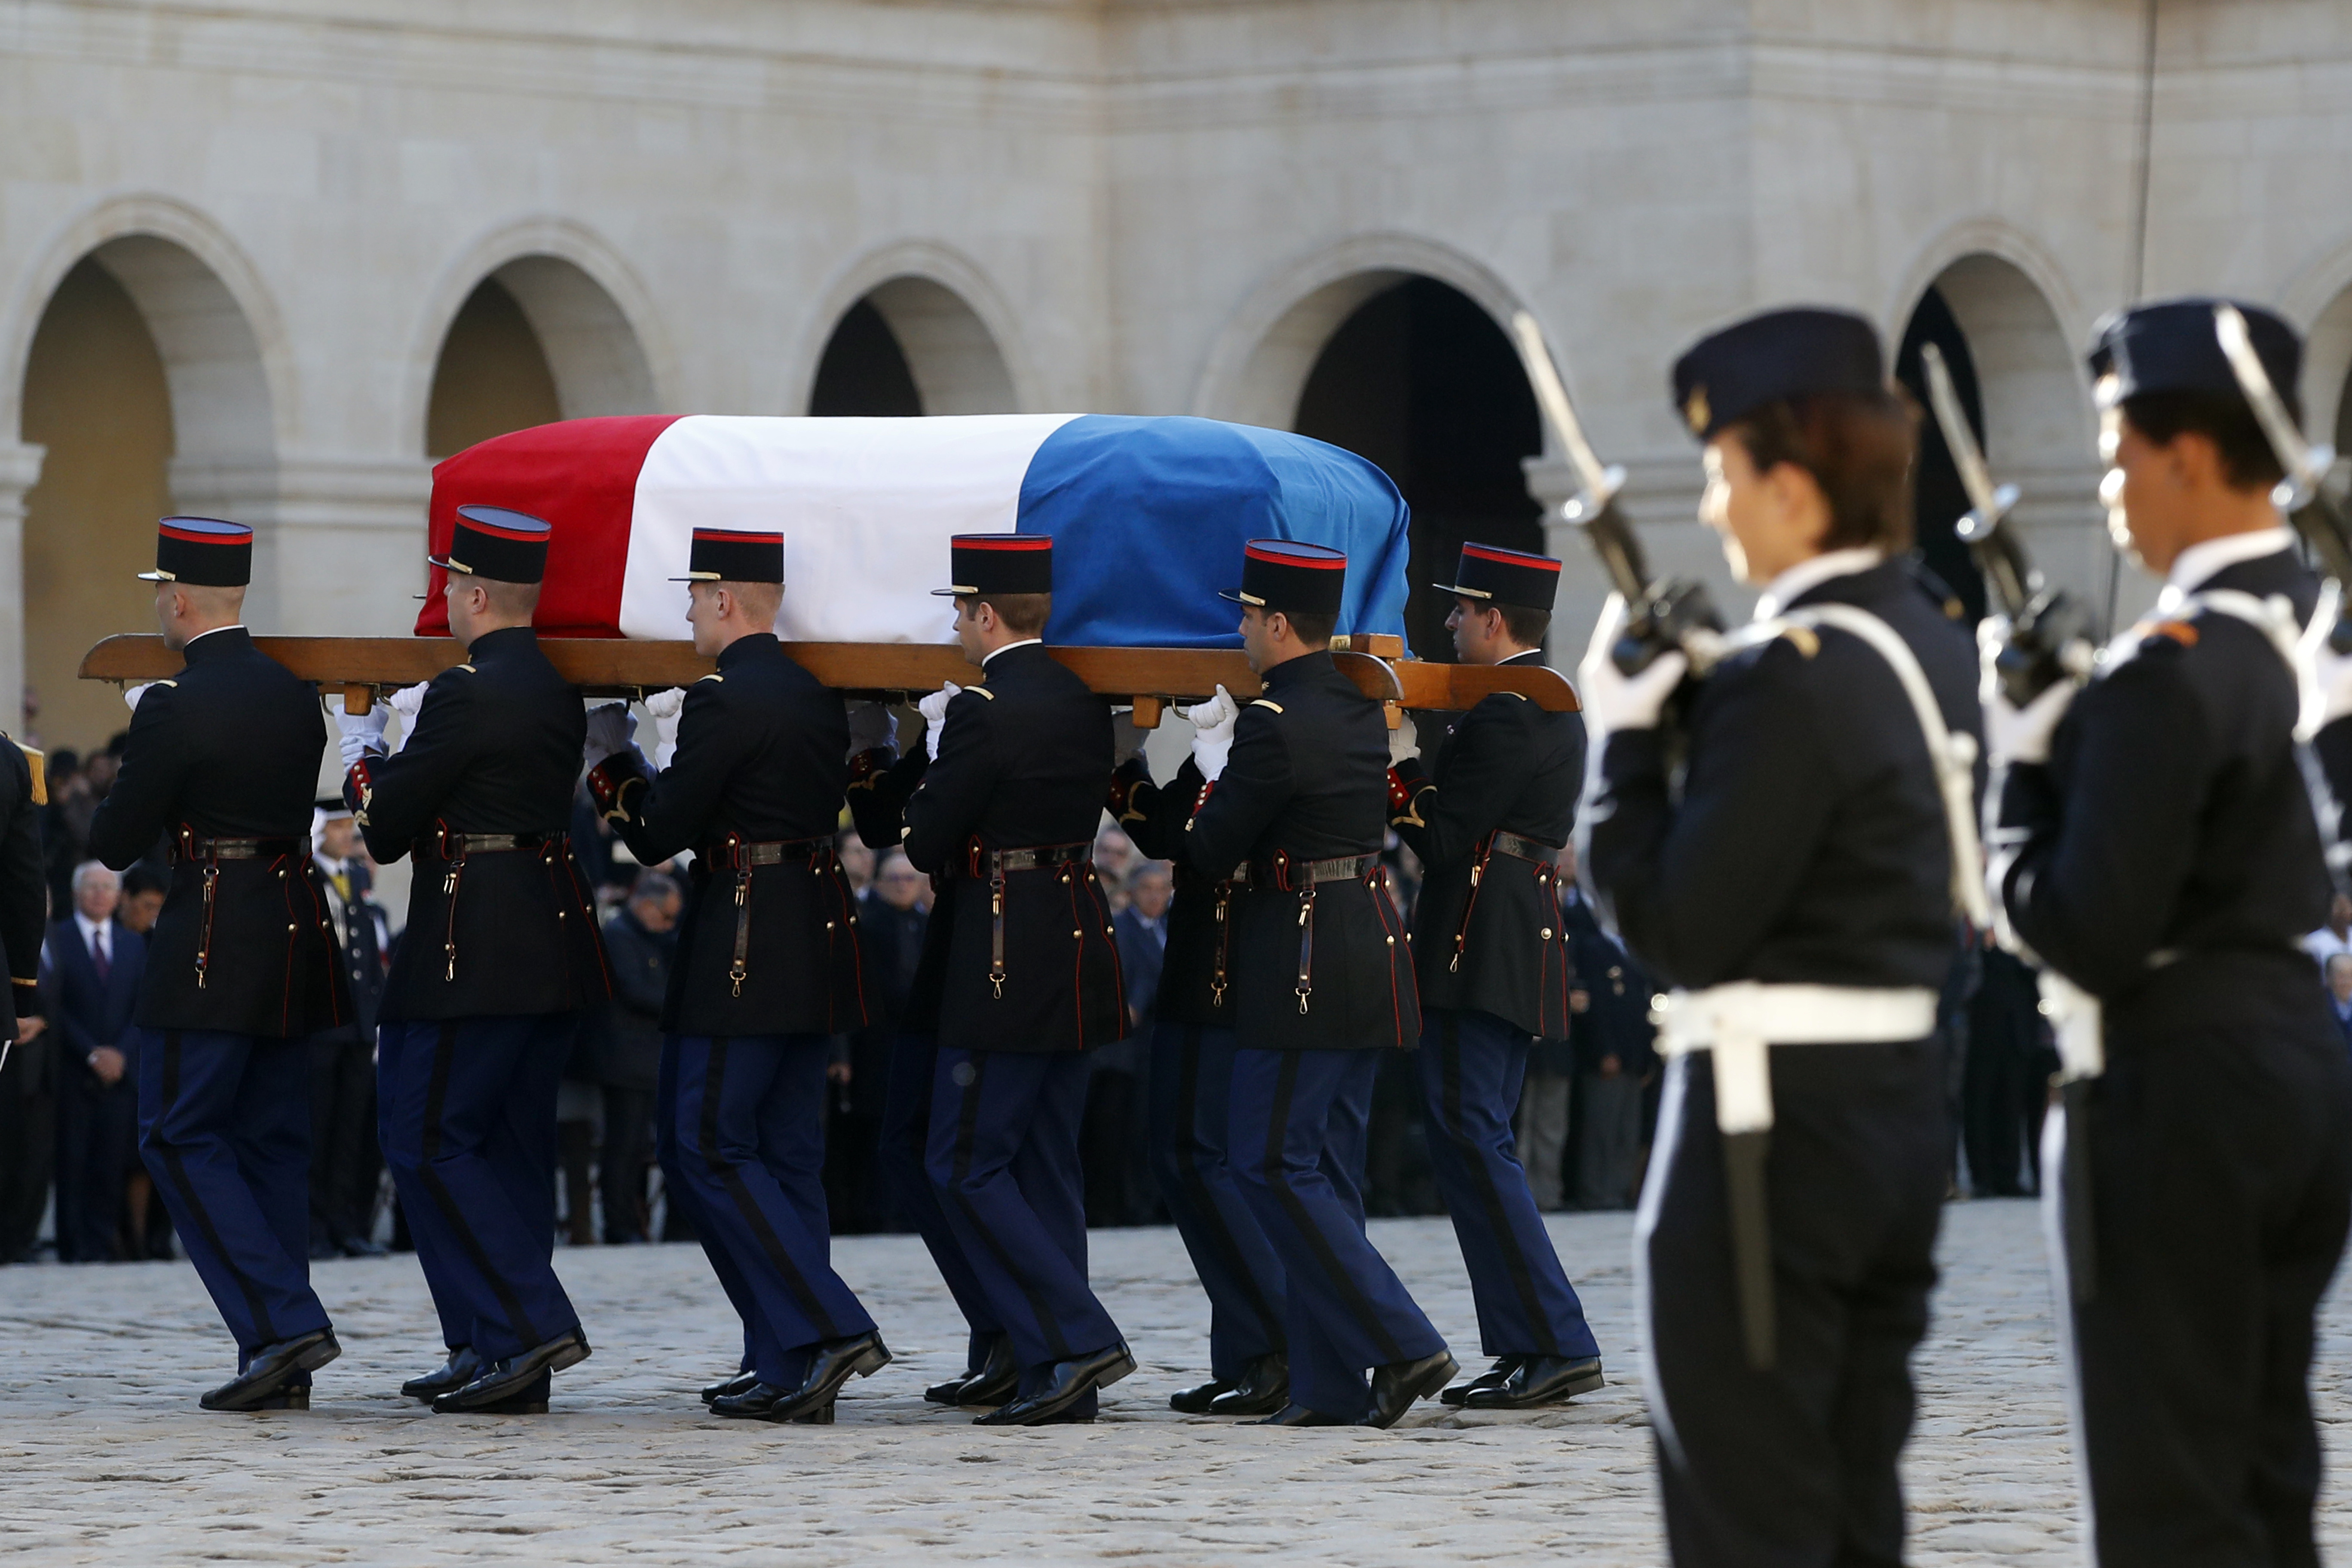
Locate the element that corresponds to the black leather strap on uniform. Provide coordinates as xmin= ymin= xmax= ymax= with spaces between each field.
xmin=169 ymin=833 xmax=306 ymax=863
xmin=972 ymin=839 xmax=1096 ymax=999
xmin=412 ymin=830 xmax=553 ymax=859
xmin=1254 ymin=851 xmax=1380 ymax=891
xmin=1489 ymin=830 xmax=1562 ymax=864
xmin=699 ymin=834 xmax=837 ymax=996
xmin=1450 ymin=831 xmax=1561 ymax=975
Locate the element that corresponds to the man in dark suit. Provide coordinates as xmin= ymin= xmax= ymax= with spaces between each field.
xmin=848 ymin=533 xmax=1132 ymax=1426
xmin=1387 ymin=542 xmax=1604 ymax=1412
xmin=827 ymin=847 xmax=927 ymax=1235
xmin=1181 ymin=540 xmax=1450 ymax=1429
xmin=308 ymin=801 xmax=388 ymax=1258
xmin=93 ymin=517 xmax=351 ymax=1409
xmin=585 ymin=526 xmax=885 ymax=1423
xmin=1082 ymin=859 xmax=1170 ymax=1227
xmin=341 ymin=505 xmax=610 ymax=1415
xmin=0 ymin=728 xmax=51 ymax=1264
xmin=46 ymin=860 xmax=145 ymax=1262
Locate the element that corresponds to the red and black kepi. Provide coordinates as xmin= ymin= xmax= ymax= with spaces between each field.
xmin=933 ymin=533 xmax=1054 ymax=597
xmin=430 ymin=504 xmax=553 ymax=584
xmin=1220 ymin=539 xmax=1348 ymax=619
xmin=1433 ymin=542 xmax=1562 ymax=612
xmin=138 ymin=517 xmax=253 ymax=587
xmin=671 ymin=528 xmax=784 ymax=585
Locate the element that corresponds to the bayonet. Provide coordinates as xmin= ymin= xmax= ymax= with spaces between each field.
xmin=1920 ymin=344 xmax=2094 ymax=704
xmin=2213 ymin=304 xmax=2352 ymax=649
xmin=1508 ymin=311 xmax=1721 ymax=674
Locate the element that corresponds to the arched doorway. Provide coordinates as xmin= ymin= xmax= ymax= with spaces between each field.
xmin=1289 ymin=277 xmax=1544 ymax=661
xmin=807 ymin=276 xmax=1017 ymax=416
xmin=2300 ymin=282 xmax=2352 ymax=464
xmin=17 ymin=235 xmax=276 ymax=753
xmin=1896 ymin=254 xmax=2101 ymax=626
xmin=424 ymin=255 xmax=657 ymax=456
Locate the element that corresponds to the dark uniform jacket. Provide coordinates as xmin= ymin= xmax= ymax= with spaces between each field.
xmin=1181 ymin=649 xmax=1420 ymax=1052
xmin=91 ymin=628 xmax=347 ymax=1038
xmin=1109 ymin=755 xmax=1239 ymax=1029
xmin=592 ymin=634 xmax=870 ymax=1038
xmin=847 ymin=642 xmax=1123 ymax=1055
xmin=1389 ymin=648 xmax=1583 ymax=1037
xmin=1592 ymin=559 xmax=1978 ymax=993
xmin=0 ymin=738 xmax=46 ymax=1041
xmin=1562 ymin=893 xmax=1655 ymax=1078
xmin=2002 ymin=545 xmax=2329 ymax=1038
xmin=348 ymin=625 xmax=608 ymax=1022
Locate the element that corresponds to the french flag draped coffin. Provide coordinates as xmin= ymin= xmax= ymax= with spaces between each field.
xmin=415 ymin=414 xmax=1413 ymax=646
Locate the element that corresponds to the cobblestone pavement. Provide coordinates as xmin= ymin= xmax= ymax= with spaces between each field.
xmin=5 ymin=1199 xmax=2350 ymax=1563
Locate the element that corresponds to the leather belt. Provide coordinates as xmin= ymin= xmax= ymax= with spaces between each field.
xmin=171 ymin=827 xmax=311 ymax=991
xmin=1209 ymin=861 xmax=1253 ymax=1008
xmin=412 ymin=826 xmax=564 ymax=983
xmin=1450 ymin=830 xmax=1564 ymax=975
xmin=1249 ymin=852 xmax=1384 ymax=1013
xmin=966 ymin=839 xmax=1096 ymax=999
xmin=700 ymin=834 xmax=837 ymax=996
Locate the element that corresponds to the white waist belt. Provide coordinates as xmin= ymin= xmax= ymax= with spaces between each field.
xmin=1654 ymin=982 xmax=1939 ymax=1135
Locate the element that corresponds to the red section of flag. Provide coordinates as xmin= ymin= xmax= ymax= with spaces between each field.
xmin=414 ymin=415 xmax=683 ymax=637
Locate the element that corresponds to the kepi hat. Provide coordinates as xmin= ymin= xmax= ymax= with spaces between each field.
xmin=1220 ymin=539 xmax=1348 ymax=619
xmin=1433 ymin=542 xmax=1562 ymax=613
xmin=932 ymin=533 xmax=1054 ymax=597
xmin=138 ymin=517 xmax=252 ymax=587
xmin=1671 ymin=308 xmax=1885 ymax=443
xmin=2087 ymin=297 xmax=2303 ymax=423
xmin=671 ymin=529 xmax=785 ymax=585
xmin=430 ymin=505 xmax=552 ymax=585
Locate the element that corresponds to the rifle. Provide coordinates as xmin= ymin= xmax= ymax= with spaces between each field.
xmin=1508 ymin=312 xmax=1722 ymax=674
xmin=2213 ymin=304 xmax=2352 ymax=652
xmin=1919 ymin=344 xmax=2096 ymax=704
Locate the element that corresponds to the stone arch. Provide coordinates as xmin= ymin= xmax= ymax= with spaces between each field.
xmin=406 ymin=219 xmax=670 ymax=454
xmin=0 ymin=197 xmax=289 ymax=734
xmin=792 ymin=243 xmax=1031 ymax=415
xmin=2284 ymin=239 xmax=2352 ymax=459
xmin=1191 ymin=233 xmax=1531 ymax=430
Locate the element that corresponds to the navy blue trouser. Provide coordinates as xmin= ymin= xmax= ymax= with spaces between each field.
xmin=58 ymin=1071 xmax=137 ymax=1263
xmin=879 ymin=1030 xmax=1001 ymax=1367
xmin=662 ymin=1033 xmax=874 ymax=1388
xmin=656 ymin=1037 xmax=758 ymax=1379
xmin=379 ymin=1014 xmax=579 ymax=1364
xmin=1228 ymin=1046 xmax=1446 ymax=1418
xmin=926 ymin=1047 xmax=1122 ymax=1406
xmin=1148 ymin=1021 xmax=1288 ymax=1380
xmin=136 ymin=1029 xmax=329 ymax=1366
xmin=1418 ymin=1008 xmax=1601 ymax=1361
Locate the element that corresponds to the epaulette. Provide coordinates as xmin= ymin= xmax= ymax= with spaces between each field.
xmin=695 ymin=672 xmax=723 ymax=684
xmin=1250 ymin=699 xmax=1284 ymax=714
xmin=965 ymin=685 xmax=995 ymax=701
xmin=154 ymin=678 xmax=178 ymax=689
xmin=1776 ymin=624 xmax=1820 ymax=658
xmin=454 ymin=664 xmax=476 ymax=674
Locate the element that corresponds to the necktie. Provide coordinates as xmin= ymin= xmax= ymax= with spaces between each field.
xmin=90 ymin=929 xmax=108 ymax=985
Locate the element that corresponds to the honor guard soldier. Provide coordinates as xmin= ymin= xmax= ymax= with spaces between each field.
xmin=1179 ymin=540 xmax=1451 ymax=1429
xmin=90 ymin=518 xmax=351 ymax=1410
xmin=1106 ymin=734 xmax=1293 ymax=1419
xmin=581 ymin=527 xmax=888 ymax=1425
xmin=1385 ymin=543 xmax=1605 ymax=1410
xmin=339 ymin=505 xmax=611 ymax=1415
xmin=1584 ymin=310 xmax=1980 ymax=1564
xmin=851 ymin=533 xmax=1133 ymax=1426
xmin=1991 ymin=300 xmax=2352 ymax=1566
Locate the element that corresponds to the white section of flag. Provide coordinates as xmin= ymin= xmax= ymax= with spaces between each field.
xmin=617 ymin=413 xmax=1081 ymax=643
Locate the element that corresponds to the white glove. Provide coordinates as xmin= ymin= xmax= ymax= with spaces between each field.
xmin=123 ymin=683 xmax=155 ymax=714
xmin=1387 ymin=711 xmax=1420 ymax=766
xmin=1577 ymin=594 xmax=1688 ymax=735
xmin=644 ymin=688 xmax=686 ymax=770
xmin=846 ymin=701 xmax=897 ymax=759
xmin=1179 ymin=685 xmax=1240 ymax=782
xmin=337 ymin=704 xmax=390 ymax=769
xmin=1979 ymin=618 xmax=2076 ymax=766
xmin=582 ymin=703 xmax=637 ymax=770
xmin=386 ymin=683 xmax=429 ymax=753
xmin=1111 ymin=710 xmax=1150 ymax=766
xmin=916 ymin=683 xmax=961 ymax=763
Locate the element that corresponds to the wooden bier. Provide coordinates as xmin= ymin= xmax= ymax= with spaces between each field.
xmin=78 ymin=634 xmax=1577 ymax=724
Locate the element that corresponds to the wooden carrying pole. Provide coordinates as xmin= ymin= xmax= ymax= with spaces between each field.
xmin=79 ymin=634 xmax=1577 ymax=725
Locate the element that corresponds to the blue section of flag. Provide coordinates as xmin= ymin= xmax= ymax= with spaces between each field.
xmin=1013 ymin=414 xmax=1411 ymax=649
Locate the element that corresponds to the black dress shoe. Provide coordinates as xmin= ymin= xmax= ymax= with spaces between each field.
xmin=402 ymin=1346 xmax=480 ymax=1403
xmin=724 ymin=1333 xmax=891 ymax=1424
xmin=1168 ymin=1377 xmax=1235 ymax=1414
xmin=1357 ymin=1350 xmax=1458 ymax=1429
xmin=249 ymin=1387 xmax=310 ymax=1411
xmin=952 ymin=1334 xmax=1021 ymax=1408
xmin=710 ymin=1381 xmax=794 ymax=1418
xmin=1462 ymin=1354 xmax=1605 ymax=1410
xmin=1247 ymin=1402 xmax=1352 ymax=1427
xmin=200 ymin=1329 xmax=340 ymax=1412
xmin=702 ymin=1370 xmax=761 ymax=1406
xmin=1207 ymin=1354 xmax=1290 ymax=1418
xmin=1441 ymin=1356 xmax=1524 ymax=1408
xmin=432 ymin=1328 xmax=591 ymax=1413
xmin=790 ymin=1399 xmax=835 ymax=1425
xmin=446 ymin=1368 xmax=550 ymax=1415
xmin=975 ymin=1342 xmax=1136 ymax=1427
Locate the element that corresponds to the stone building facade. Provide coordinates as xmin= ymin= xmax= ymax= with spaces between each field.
xmin=4 ymin=0 xmax=2350 ymax=750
